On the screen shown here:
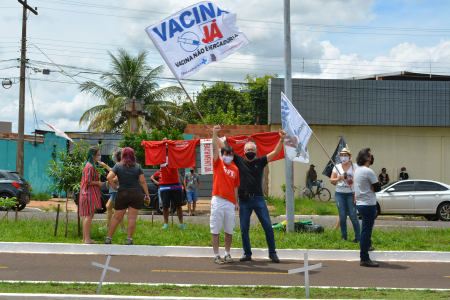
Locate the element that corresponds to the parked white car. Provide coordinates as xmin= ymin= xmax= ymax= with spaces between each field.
xmin=375 ymin=180 xmax=450 ymax=221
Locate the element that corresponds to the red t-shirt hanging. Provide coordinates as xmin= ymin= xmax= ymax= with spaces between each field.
xmin=141 ymin=141 xmax=166 ymax=166
xmin=226 ymin=136 xmax=251 ymax=158
xmin=212 ymin=157 xmax=240 ymax=204
xmin=167 ymin=140 xmax=200 ymax=169
xmin=252 ymin=132 xmax=285 ymax=162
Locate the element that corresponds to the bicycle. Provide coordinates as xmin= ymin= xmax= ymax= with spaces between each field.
xmin=312 ymin=180 xmax=331 ymax=202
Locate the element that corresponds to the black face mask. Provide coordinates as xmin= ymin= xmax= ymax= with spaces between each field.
xmin=245 ymin=152 xmax=256 ymax=160
xmin=190 ymin=170 xmax=194 ymax=173
xmin=370 ymin=156 xmax=374 ymax=165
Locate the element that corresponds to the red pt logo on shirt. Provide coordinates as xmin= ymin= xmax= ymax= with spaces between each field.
xmin=223 ymin=166 xmax=236 ymax=178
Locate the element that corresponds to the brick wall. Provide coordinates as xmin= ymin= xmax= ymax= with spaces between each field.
xmin=0 ymin=132 xmax=45 ymax=143
xmin=184 ymin=124 xmax=271 ymax=139
xmin=184 ymin=124 xmax=273 ymax=195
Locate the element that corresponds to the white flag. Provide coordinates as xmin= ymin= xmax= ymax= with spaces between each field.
xmin=41 ymin=120 xmax=73 ymax=142
xmin=281 ymin=92 xmax=311 ymax=163
xmin=145 ymin=2 xmax=249 ymax=80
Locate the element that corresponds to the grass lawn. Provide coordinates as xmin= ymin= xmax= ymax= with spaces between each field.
xmin=266 ymin=196 xmax=339 ymax=216
xmin=0 ymin=282 xmax=448 ymax=299
xmin=1 ymin=218 xmax=449 ymax=251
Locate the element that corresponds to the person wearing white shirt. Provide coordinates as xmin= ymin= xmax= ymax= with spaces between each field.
xmin=354 ymin=148 xmax=381 ymax=268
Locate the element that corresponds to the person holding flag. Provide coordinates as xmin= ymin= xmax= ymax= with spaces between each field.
xmin=210 ymin=126 xmax=240 ymax=264
xmin=215 ymin=129 xmax=286 ymax=263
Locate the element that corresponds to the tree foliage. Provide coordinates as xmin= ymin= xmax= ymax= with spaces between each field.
xmin=45 ymin=142 xmax=106 ymax=195
xmin=119 ymin=128 xmax=185 ymax=169
xmin=242 ymin=73 xmax=278 ymax=125
xmin=185 ymin=81 xmax=252 ymax=125
xmin=78 ymin=48 xmax=185 ymax=132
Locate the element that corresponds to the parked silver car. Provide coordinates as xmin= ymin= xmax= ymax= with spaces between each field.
xmin=375 ymin=180 xmax=450 ymax=221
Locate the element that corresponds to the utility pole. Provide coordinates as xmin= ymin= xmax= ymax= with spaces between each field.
xmin=16 ymin=0 xmax=38 ymax=176
xmin=284 ymin=0 xmax=295 ymax=233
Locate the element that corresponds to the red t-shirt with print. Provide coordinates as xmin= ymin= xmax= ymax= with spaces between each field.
xmin=212 ymin=157 xmax=240 ymax=204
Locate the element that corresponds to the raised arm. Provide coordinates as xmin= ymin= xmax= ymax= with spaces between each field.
xmin=267 ymin=130 xmax=286 ymax=162
xmin=212 ymin=125 xmax=221 ymax=162
xmin=209 ymin=126 xmax=225 ymax=149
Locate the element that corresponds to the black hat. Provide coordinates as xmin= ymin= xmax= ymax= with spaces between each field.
xmin=310 ymin=164 xmax=315 ymax=167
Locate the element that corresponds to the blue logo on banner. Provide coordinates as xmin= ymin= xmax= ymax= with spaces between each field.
xmin=178 ymin=32 xmax=200 ymax=52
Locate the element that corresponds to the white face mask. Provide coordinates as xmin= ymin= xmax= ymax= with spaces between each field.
xmin=340 ymin=156 xmax=350 ymax=164
xmin=223 ymin=156 xmax=233 ymax=164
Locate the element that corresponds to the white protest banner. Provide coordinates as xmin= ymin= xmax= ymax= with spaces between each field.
xmin=145 ymin=2 xmax=249 ymax=80
xmin=199 ymin=137 xmax=225 ymax=174
xmin=281 ymin=92 xmax=312 ymax=163
xmin=200 ymin=139 xmax=213 ymax=174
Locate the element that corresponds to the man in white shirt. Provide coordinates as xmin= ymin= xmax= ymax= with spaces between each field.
xmin=354 ymin=148 xmax=381 ymax=267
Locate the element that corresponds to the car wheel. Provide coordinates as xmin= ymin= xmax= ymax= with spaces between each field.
xmin=424 ymin=215 xmax=439 ymax=221
xmin=437 ymin=202 xmax=450 ymax=221
xmin=375 ymin=204 xmax=380 ymax=219
xmin=17 ymin=203 xmax=26 ymax=211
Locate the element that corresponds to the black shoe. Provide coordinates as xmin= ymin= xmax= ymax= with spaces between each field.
xmin=342 ymin=237 xmax=347 ymax=241
xmin=352 ymin=238 xmax=360 ymax=243
xmin=105 ymin=237 xmax=111 ymax=244
xmin=369 ymin=246 xmax=375 ymax=251
xmin=360 ymin=260 xmax=379 ymax=267
xmin=240 ymin=255 xmax=252 ymax=262
xmin=269 ymin=254 xmax=280 ymax=263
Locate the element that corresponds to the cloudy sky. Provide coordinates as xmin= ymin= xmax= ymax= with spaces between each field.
xmin=1 ymin=0 xmax=450 ymax=134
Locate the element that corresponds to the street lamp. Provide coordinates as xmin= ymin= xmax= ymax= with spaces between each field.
xmin=121 ymin=98 xmax=148 ymax=133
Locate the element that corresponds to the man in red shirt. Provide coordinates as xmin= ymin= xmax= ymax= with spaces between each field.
xmin=160 ymin=138 xmax=186 ymax=230
xmin=211 ymin=126 xmax=240 ymax=264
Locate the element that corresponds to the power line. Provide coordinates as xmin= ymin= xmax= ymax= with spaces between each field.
xmin=22 ymin=46 xmax=450 ymax=72
xmin=28 ymin=0 xmax=450 ymax=34
xmin=27 ymin=7 xmax=450 ymax=37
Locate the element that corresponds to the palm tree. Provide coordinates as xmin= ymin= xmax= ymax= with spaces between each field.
xmin=78 ymin=48 xmax=184 ymax=132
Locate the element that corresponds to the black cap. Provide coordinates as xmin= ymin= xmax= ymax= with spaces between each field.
xmin=310 ymin=164 xmax=315 ymax=167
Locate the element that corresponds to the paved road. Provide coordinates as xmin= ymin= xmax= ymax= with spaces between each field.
xmin=2 ymin=210 xmax=449 ymax=230
xmin=0 ymin=253 xmax=449 ymax=289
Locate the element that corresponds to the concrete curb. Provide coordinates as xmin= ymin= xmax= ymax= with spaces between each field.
xmin=1 ymin=242 xmax=449 ymax=262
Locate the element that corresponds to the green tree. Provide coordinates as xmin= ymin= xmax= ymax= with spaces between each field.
xmin=119 ymin=128 xmax=185 ymax=169
xmin=194 ymin=82 xmax=253 ymax=125
xmin=78 ymin=48 xmax=184 ymax=132
xmin=45 ymin=142 xmax=106 ymax=237
xmin=242 ymin=73 xmax=278 ymax=125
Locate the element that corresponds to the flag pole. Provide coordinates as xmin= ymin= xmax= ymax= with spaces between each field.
xmin=177 ymin=79 xmax=209 ymax=130
xmin=311 ymin=131 xmax=341 ymax=175
xmin=284 ymin=0 xmax=295 ymax=234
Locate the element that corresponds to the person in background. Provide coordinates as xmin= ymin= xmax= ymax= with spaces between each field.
xmin=151 ymin=169 xmax=162 ymax=206
xmin=354 ymin=148 xmax=381 ymax=268
xmin=184 ymin=166 xmax=201 ymax=216
xmin=150 ymin=170 xmax=161 ymax=185
xmin=306 ymin=164 xmax=320 ymax=197
xmin=160 ymin=138 xmax=186 ymax=230
xmin=399 ymin=167 xmax=409 ymax=181
xmin=330 ymin=146 xmax=360 ymax=243
xmin=105 ymin=147 xmax=150 ymax=245
xmin=98 ymin=147 xmax=126 ymax=233
xmin=79 ymin=146 xmax=104 ymax=244
xmin=378 ymin=168 xmax=390 ymax=186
